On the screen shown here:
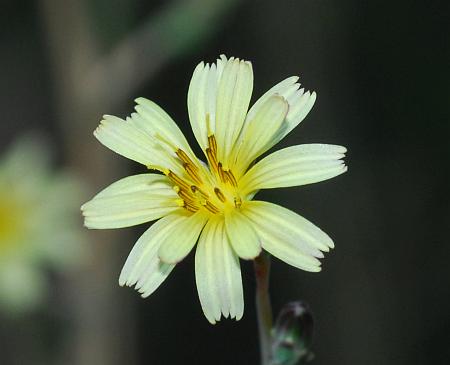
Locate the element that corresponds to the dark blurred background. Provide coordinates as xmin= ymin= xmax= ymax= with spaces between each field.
xmin=1 ymin=0 xmax=449 ymax=364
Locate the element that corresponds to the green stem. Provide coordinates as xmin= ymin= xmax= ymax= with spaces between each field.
xmin=254 ymin=252 xmax=273 ymax=365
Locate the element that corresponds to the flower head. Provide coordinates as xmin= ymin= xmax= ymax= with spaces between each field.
xmin=82 ymin=55 xmax=347 ymax=323
xmin=0 ymin=136 xmax=85 ymax=314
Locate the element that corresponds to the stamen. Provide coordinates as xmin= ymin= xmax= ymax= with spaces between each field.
xmin=166 ymin=170 xmax=191 ymax=191
xmin=234 ymin=197 xmax=242 ymax=208
xmin=184 ymin=163 xmax=203 ymax=185
xmin=184 ymin=202 xmax=199 ymax=213
xmin=177 ymin=189 xmax=197 ymax=205
xmin=164 ymin=131 xmax=242 ymax=216
xmin=214 ymin=187 xmax=226 ymax=203
xmin=206 ymin=148 xmax=219 ymax=172
xmin=203 ymin=200 xmax=220 ymax=214
xmin=208 ymin=134 xmax=217 ymax=156
xmin=224 ymin=169 xmax=238 ymax=187
xmin=217 ymin=162 xmax=227 ymax=183
xmin=176 ymin=149 xmax=197 ymax=169
xmin=191 ymin=185 xmax=209 ymax=200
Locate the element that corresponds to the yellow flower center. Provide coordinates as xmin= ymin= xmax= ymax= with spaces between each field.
xmin=165 ymin=135 xmax=242 ymax=215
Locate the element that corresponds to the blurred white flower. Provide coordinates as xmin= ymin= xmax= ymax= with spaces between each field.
xmin=82 ymin=55 xmax=347 ymax=323
xmin=0 ymin=136 xmax=85 ymax=314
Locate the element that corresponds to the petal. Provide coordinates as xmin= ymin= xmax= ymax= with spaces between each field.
xmin=246 ymin=76 xmax=316 ymax=151
xmin=188 ymin=55 xmax=253 ymax=161
xmin=242 ymin=201 xmax=334 ymax=272
xmin=187 ymin=59 xmax=222 ymax=150
xmin=240 ymin=144 xmax=347 ymax=195
xmin=158 ymin=211 xmax=208 ymax=264
xmin=195 ymin=218 xmax=244 ymax=324
xmin=132 ymin=98 xmax=195 ymax=159
xmin=232 ymin=95 xmax=289 ymax=175
xmin=215 ymin=57 xmax=253 ymax=163
xmin=225 ymin=210 xmax=261 ymax=260
xmin=119 ymin=213 xmax=183 ymax=297
xmin=246 ymin=76 xmax=300 ymax=122
xmin=94 ymin=115 xmax=179 ymax=171
xmin=81 ymin=174 xmax=180 ymax=229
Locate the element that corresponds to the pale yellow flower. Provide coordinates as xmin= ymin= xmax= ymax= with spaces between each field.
xmin=0 ymin=137 xmax=85 ymax=314
xmin=81 ymin=55 xmax=347 ymax=324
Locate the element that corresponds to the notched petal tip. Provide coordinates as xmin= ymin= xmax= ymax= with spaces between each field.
xmin=82 ymin=222 xmax=95 ymax=230
xmin=192 ymin=60 xmax=205 ymax=74
xmin=306 ymin=265 xmax=322 ymax=273
xmin=80 ymin=202 xmax=88 ymax=212
xmin=98 ymin=115 xmax=122 ymax=126
xmin=93 ymin=115 xmax=120 ymax=136
xmin=317 ymin=230 xmax=335 ymax=251
xmin=118 ymin=276 xmax=129 ymax=287
xmin=118 ymin=267 xmax=135 ymax=288
xmin=82 ymin=222 xmax=91 ymax=230
xmin=327 ymin=237 xmax=335 ymax=250
xmin=134 ymin=96 xmax=148 ymax=105
xmin=315 ymin=250 xmax=325 ymax=259
xmin=331 ymin=163 xmax=348 ymax=181
xmin=328 ymin=144 xmax=347 ymax=155
xmin=139 ymin=290 xmax=152 ymax=299
xmin=233 ymin=306 xmax=244 ymax=321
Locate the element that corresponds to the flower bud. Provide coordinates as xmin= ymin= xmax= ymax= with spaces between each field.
xmin=271 ymin=301 xmax=314 ymax=365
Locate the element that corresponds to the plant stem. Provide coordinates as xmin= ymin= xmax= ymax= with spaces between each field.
xmin=254 ymin=252 xmax=273 ymax=365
